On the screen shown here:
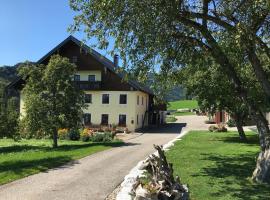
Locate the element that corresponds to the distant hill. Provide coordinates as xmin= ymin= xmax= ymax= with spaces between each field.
xmin=0 ymin=65 xmax=18 ymax=84
xmin=165 ymin=86 xmax=187 ymax=101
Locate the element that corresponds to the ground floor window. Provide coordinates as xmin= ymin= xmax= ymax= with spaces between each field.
xmin=101 ymin=114 xmax=109 ymax=125
xmin=137 ymin=114 xmax=139 ymax=125
xmin=119 ymin=114 xmax=127 ymax=126
xmin=83 ymin=113 xmax=91 ymax=125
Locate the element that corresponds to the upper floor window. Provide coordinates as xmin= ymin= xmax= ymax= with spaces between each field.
xmin=83 ymin=113 xmax=91 ymax=125
xmin=119 ymin=94 xmax=127 ymax=104
xmin=137 ymin=95 xmax=139 ymax=105
xmin=74 ymin=74 xmax=80 ymax=81
xmin=141 ymin=96 xmax=144 ymax=105
xmin=101 ymin=114 xmax=109 ymax=125
xmin=88 ymin=75 xmax=96 ymax=82
xmin=84 ymin=94 xmax=92 ymax=103
xmin=102 ymin=94 xmax=110 ymax=104
xmin=119 ymin=114 xmax=126 ymax=126
xmin=72 ymin=56 xmax=78 ymax=63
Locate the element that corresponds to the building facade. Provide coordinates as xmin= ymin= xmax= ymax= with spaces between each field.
xmin=12 ymin=36 xmax=165 ymax=131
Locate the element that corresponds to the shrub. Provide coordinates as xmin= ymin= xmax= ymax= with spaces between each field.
xmin=166 ymin=116 xmax=177 ymax=123
xmin=217 ymin=124 xmax=228 ymax=132
xmin=67 ymin=129 xmax=80 ymax=141
xmin=58 ymin=128 xmax=68 ymax=140
xmin=227 ymin=118 xmax=236 ymax=127
xmin=209 ymin=124 xmax=227 ymax=132
xmin=91 ymin=132 xmax=113 ymax=142
xmin=80 ymin=128 xmax=90 ymax=142
xmin=209 ymin=125 xmax=218 ymax=132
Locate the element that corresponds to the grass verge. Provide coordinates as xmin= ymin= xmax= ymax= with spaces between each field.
xmin=166 ymin=116 xmax=177 ymax=123
xmin=173 ymin=111 xmax=195 ymax=116
xmin=0 ymin=139 xmax=123 ymax=185
xmin=166 ymin=131 xmax=270 ymax=200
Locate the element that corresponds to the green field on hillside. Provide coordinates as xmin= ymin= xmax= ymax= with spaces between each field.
xmin=168 ymin=100 xmax=198 ymax=110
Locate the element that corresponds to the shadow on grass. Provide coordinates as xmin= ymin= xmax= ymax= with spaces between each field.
xmin=0 ymin=141 xmax=126 ymax=154
xmin=193 ymin=152 xmax=270 ymax=199
xmin=217 ymin=133 xmax=259 ymax=146
xmin=0 ymin=156 xmax=74 ymax=175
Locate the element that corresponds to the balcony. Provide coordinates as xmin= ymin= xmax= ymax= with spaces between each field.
xmin=74 ymin=81 xmax=101 ymax=90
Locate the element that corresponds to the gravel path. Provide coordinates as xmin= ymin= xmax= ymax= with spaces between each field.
xmin=0 ymin=115 xmax=207 ymax=200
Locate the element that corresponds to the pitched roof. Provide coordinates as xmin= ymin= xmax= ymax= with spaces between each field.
xmin=8 ymin=35 xmax=153 ymax=95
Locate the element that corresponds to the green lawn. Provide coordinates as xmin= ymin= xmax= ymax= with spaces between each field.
xmin=166 ymin=131 xmax=270 ymax=200
xmin=0 ymin=139 xmax=123 ymax=185
xmin=168 ymin=100 xmax=198 ymax=110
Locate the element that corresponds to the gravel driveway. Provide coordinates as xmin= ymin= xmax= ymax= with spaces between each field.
xmin=0 ymin=115 xmax=207 ymax=200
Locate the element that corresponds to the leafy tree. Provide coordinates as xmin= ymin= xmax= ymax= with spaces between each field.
xmin=69 ymin=0 xmax=270 ymax=182
xmin=19 ymin=55 xmax=85 ymax=148
xmin=0 ymin=97 xmax=20 ymax=139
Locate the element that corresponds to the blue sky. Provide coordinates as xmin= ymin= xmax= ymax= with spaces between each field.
xmin=0 ymin=0 xmax=112 ymax=66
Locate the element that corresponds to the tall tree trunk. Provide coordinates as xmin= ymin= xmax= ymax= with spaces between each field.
xmin=203 ymin=30 xmax=270 ymax=183
xmin=234 ymin=113 xmax=247 ymax=141
xmin=52 ymin=127 xmax=58 ymax=148
xmin=252 ymin=110 xmax=270 ymax=183
xmin=178 ymin=17 xmax=270 ymax=182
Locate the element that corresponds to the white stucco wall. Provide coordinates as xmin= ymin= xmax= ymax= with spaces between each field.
xmin=83 ymin=91 xmax=149 ymax=131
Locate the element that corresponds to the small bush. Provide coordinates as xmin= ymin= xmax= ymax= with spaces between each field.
xmin=166 ymin=116 xmax=177 ymax=123
xmin=217 ymin=124 xmax=227 ymax=132
xmin=209 ymin=125 xmax=218 ymax=132
xmin=80 ymin=128 xmax=90 ymax=142
xmin=91 ymin=132 xmax=113 ymax=142
xmin=67 ymin=129 xmax=80 ymax=141
xmin=209 ymin=124 xmax=227 ymax=132
xmin=58 ymin=128 xmax=68 ymax=140
xmin=227 ymin=118 xmax=236 ymax=127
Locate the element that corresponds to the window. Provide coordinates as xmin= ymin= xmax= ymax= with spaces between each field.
xmin=137 ymin=96 xmax=139 ymax=105
xmin=141 ymin=96 xmax=144 ymax=105
xmin=102 ymin=94 xmax=110 ymax=104
xmin=101 ymin=114 xmax=109 ymax=125
xmin=88 ymin=75 xmax=96 ymax=82
xmin=72 ymin=56 xmax=78 ymax=63
xmin=84 ymin=94 xmax=92 ymax=103
xmin=74 ymin=74 xmax=80 ymax=81
xmin=83 ymin=113 xmax=91 ymax=125
xmin=119 ymin=94 xmax=127 ymax=104
xmin=136 ymin=114 xmax=139 ymax=125
xmin=119 ymin=114 xmax=126 ymax=126
xmin=142 ymin=114 xmax=144 ymax=124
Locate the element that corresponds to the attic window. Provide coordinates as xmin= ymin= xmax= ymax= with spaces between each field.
xmin=72 ymin=56 xmax=78 ymax=63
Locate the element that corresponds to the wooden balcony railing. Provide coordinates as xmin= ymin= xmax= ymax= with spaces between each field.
xmin=73 ymin=81 xmax=101 ymax=90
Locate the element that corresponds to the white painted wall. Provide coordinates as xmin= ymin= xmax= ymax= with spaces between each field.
xmin=83 ymin=91 xmax=149 ymax=131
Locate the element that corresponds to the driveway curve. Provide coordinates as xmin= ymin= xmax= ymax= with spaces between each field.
xmin=0 ymin=115 xmax=207 ymax=200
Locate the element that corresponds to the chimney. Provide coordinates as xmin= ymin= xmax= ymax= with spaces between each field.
xmin=113 ymin=54 xmax=119 ymax=67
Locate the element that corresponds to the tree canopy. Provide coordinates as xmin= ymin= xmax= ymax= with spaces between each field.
xmin=69 ymin=0 xmax=270 ymax=183
xmin=19 ymin=55 xmax=85 ymax=147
